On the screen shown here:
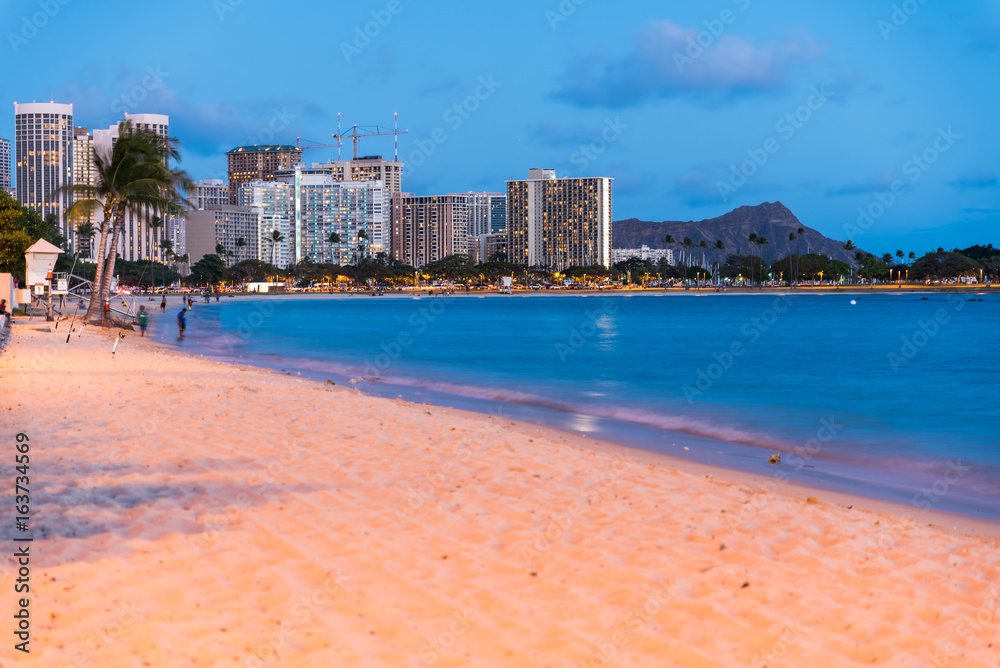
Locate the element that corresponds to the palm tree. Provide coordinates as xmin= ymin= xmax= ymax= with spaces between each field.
xmin=235 ymin=237 xmax=246 ymax=264
xmin=328 ymin=231 xmax=341 ymax=264
xmin=76 ymin=221 xmax=95 ymax=259
xmin=664 ymin=234 xmax=676 ymax=276
xmin=148 ymin=215 xmax=164 ymax=249
xmin=787 ymin=232 xmax=798 ymax=287
xmin=681 ymin=237 xmax=694 ymax=284
xmin=843 ymin=240 xmax=857 ymax=284
xmin=714 ymin=240 xmax=725 ymax=283
xmin=755 ymin=235 xmax=770 ymax=287
xmin=908 ymin=251 xmax=916 ymax=264
xmin=269 ymin=229 xmax=285 ymax=268
xmin=896 ymin=250 xmax=904 ymax=265
xmin=158 ymin=239 xmax=174 ymax=289
xmin=795 ymin=227 xmax=805 ymax=286
xmin=881 ymin=252 xmax=894 ymax=265
xmin=357 ymin=229 xmax=369 ymax=288
xmin=748 ymin=233 xmax=759 ymax=286
xmin=697 ymin=240 xmax=709 ymax=286
xmin=58 ymin=120 xmax=191 ymax=325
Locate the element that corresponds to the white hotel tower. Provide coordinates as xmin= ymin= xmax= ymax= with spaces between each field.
xmin=14 ymin=101 xmax=74 ymax=236
xmin=92 ymin=113 xmax=175 ymax=262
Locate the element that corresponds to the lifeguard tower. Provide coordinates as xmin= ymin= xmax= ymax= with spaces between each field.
xmin=25 ymin=239 xmax=63 ymax=321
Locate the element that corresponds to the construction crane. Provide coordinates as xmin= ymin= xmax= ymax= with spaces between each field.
xmin=334 ymin=113 xmax=407 ymax=161
xmin=295 ymin=137 xmax=341 ymax=151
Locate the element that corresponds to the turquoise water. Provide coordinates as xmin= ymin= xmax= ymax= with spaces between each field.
xmin=157 ymin=292 xmax=1000 ymax=519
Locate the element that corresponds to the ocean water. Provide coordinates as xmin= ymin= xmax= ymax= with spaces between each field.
xmin=156 ymin=291 xmax=1000 ymax=519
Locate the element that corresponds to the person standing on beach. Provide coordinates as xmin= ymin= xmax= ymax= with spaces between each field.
xmin=160 ymin=295 xmax=167 ymax=313
xmin=177 ymin=307 xmax=187 ymax=338
xmin=138 ymin=306 xmax=149 ymax=337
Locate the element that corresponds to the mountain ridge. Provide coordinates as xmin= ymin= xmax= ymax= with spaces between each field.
xmin=612 ymin=202 xmax=856 ymax=263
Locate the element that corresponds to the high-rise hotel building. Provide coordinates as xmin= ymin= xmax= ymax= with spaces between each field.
xmin=390 ymin=194 xmax=468 ymax=268
xmin=188 ymin=179 xmax=230 ymax=210
xmin=226 ymin=145 xmax=303 ymax=205
xmin=240 ymin=180 xmax=293 ymax=268
xmin=92 ymin=113 xmax=175 ymax=262
xmin=70 ymin=127 xmax=97 ymax=256
xmin=239 ymin=166 xmax=388 ymax=268
xmin=490 ymin=194 xmax=507 ymax=234
xmin=506 ymin=169 xmax=612 ymax=270
xmin=0 ymin=138 xmax=11 ymax=195
xmin=186 ymin=206 xmax=260 ymax=267
xmin=447 ymin=191 xmax=505 ymax=259
xmin=14 ymin=101 xmax=74 ymax=233
xmin=313 ymin=156 xmax=403 ymax=194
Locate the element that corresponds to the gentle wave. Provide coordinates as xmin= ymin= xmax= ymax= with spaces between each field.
xmin=230 ymin=351 xmax=792 ymax=451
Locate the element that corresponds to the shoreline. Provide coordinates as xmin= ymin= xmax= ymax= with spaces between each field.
xmin=5 ymin=317 xmax=1000 ymax=665
xmin=147 ymin=293 xmax=1000 ymax=528
xmin=150 ymin=321 xmax=1000 ymax=539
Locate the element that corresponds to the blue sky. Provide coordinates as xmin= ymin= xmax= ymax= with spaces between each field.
xmin=2 ymin=0 xmax=998 ymax=254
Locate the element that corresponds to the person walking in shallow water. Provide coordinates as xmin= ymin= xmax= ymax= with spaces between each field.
xmin=177 ymin=307 xmax=187 ymax=338
xmin=137 ymin=306 xmax=149 ymax=337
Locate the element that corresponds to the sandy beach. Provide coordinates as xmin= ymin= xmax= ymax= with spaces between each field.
xmin=1 ymin=318 xmax=998 ymax=667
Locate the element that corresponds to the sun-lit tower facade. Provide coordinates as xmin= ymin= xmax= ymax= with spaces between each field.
xmin=226 ymin=145 xmax=303 ymax=205
xmin=14 ymin=101 xmax=74 ymax=236
xmin=70 ymin=127 xmax=98 ymax=256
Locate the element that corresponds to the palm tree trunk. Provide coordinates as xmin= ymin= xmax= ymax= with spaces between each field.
xmin=83 ymin=205 xmax=114 ymax=324
xmin=97 ymin=206 xmax=126 ymax=326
